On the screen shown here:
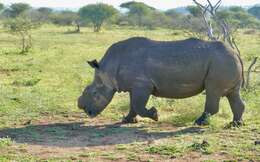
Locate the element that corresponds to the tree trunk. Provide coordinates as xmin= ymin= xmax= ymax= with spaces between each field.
xmin=138 ymin=14 xmax=142 ymax=27
xmin=21 ymin=33 xmax=26 ymax=53
xmin=93 ymin=24 xmax=98 ymax=32
xmin=76 ymin=24 xmax=80 ymax=33
xmin=93 ymin=22 xmax=102 ymax=32
xmin=28 ymin=33 xmax=32 ymax=49
xmin=96 ymin=24 xmax=101 ymax=32
xmin=75 ymin=21 xmax=80 ymax=33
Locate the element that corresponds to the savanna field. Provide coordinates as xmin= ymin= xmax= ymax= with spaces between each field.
xmin=0 ymin=25 xmax=259 ymax=161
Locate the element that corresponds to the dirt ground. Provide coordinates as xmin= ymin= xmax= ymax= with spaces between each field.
xmin=0 ymin=113 xmax=246 ymax=162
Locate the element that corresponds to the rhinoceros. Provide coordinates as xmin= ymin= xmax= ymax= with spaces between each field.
xmin=78 ymin=37 xmax=245 ymax=125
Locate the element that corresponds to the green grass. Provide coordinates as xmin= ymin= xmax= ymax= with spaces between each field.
xmin=0 ymin=138 xmax=13 ymax=148
xmin=0 ymin=24 xmax=259 ymax=161
xmin=145 ymin=145 xmax=182 ymax=156
xmin=188 ymin=140 xmax=212 ymax=154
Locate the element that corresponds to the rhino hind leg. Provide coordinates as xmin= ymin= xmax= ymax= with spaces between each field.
xmin=130 ymin=85 xmax=158 ymax=121
xmin=226 ymin=90 xmax=245 ymax=127
xmin=195 ymin=90 xmax=221 ymax=126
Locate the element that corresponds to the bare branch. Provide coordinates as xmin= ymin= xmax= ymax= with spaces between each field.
xmin=232 ymin=38 xmax=240 ymax=55
xmin=246 ymin=57 xmax=258 ymax=88
xmin=193 ymin=0 xmax=205 ymax=10
xmin=192 ymin=0 xmax=235 ymax=45
xmin=203 ymin=5 xmax=209 ymax=14
xmin=214 ymin=0 xmax=222 ymax=8
xmin=207 ymin=0 xmax=214 ymax=11
xmin=214 ymin=0 xmax=222 ymax=13
xmin=194 ymin=1 xmax=215 ymax=40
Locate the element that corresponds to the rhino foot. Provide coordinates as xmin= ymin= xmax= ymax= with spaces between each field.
xmin=122 ymin=116 xmax=138 ymax=124
xmin=224 ymin=120 xmax=244 ymax=129
xmin=150 ymin=107 xmax=159 ymax=121
xmin=194 ymin=113 xmax=211 ymax=126
xmin=194 ymin=118 xmax=209 ymax=126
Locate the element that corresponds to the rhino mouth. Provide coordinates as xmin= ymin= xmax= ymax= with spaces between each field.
xmin=84 ymin=109 xmax=99 ymax=118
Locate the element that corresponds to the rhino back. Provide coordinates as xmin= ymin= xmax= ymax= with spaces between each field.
xmin=99 ymin=37 xmax=241 ymax=98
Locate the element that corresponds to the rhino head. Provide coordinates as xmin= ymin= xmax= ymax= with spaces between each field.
xmin=78 ymin=60 xmax=116 ymax=118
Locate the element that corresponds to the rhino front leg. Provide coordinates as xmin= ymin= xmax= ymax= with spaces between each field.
xmin=122 ymin=94 xmax=138 ymax=123
xmin=130 ymin=85 xmax=158 ymax=121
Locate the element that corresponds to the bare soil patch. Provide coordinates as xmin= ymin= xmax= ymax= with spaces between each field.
xmin=0 ymin=114 xmax=238 ymax=161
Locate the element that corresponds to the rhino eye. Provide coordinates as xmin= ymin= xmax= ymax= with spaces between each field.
xmin=92 ymin=90 xmax=97 ymax=95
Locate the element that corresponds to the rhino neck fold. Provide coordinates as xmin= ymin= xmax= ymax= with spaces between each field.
xmin=98 ymin=70 xmax=119 ymax=92
xmin=99 ymin=46 xmax=123 ymax=92
xmin=99 ymin=61 xmax=121 ymax=92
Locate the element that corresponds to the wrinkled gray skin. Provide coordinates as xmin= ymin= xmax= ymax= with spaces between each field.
xmin=78 ymin=37 xmax=245 ymax=125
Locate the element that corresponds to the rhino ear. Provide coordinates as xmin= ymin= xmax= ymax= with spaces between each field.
xmin=87 ymin=59 xmax=99 ymax=69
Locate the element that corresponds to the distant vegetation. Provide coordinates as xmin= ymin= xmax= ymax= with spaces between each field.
xmin=0 ymin=1 xmax=259 ymax=60
xmin=0 ymin=1 xmax=259 ymax=84
xmin=248 ymin=6 xmax=260 ymax=19
xmin=0 ymin=2 xmax=260 ymax=33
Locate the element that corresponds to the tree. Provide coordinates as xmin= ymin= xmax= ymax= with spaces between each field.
xmin=120 ymin=1 xmax=154 ymax=27
xmin=229 ymin=6 xmax=245 ymax=13
xmin=187 ymin=5 xmax=201 ymax=17
xmin=217 ymin=7 xmax=260 ymax=28
xmin=120 ymin=1 xmax=155 ymax=11
xmin=5 ymin=3 xmax=31 ymax=18
xmin=79 ymin=3 xmax=118 ymax=32
xmin=165 ymin=9 xmax=182 ymax=18
xmin=181 ymin=5 xmax=208 ymax=38
xmin=165 ymin=9 xmax=187 ymax=29
xmin=248 ymin=6 xmax=260 ymax=19
xmin=37 ymin=7 xmax=53 ymax=22
xmin=49 ymin=10 xmax=81 ymax=33
xmin=141 ymin=11 xmax=171 ymax=29
xmin=37 ymin=7 xmax=53 ymax=15
xmin=0 ymin=3 xmax=4 ymax=12
xmin=181 ymin=16 xmax=208 ymax=39
xmin=4 ymin=17 xmax=40 ymax=53
xmin=50 ymin=11 xmax=79 ymax=26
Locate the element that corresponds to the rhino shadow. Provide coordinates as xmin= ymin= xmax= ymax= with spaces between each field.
xmin=0 ymin=122 xmax=205 ymax=147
